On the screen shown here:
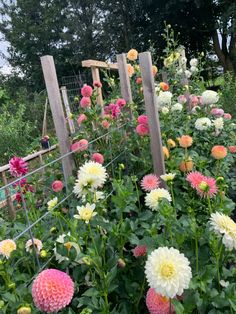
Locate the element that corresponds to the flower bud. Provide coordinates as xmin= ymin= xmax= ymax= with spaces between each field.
xmin=40 ymin=250 xmax=47 ymax=258
xmin=117 ymin=258 xmax=126 ymax=268
xmin=17 ymin=306 xmax=31 ymax=314
xmin=0 ymin=300 xmax=4 ymax=309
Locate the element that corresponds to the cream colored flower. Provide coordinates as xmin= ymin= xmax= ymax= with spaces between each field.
xmin=195 ymin=117 xmax=212 ymax=131
xmin=202 ymin=90 xmax=219 ymax=105
xmin=47 ymin=197 xmax=58 ymax=210
xmin=219 ymin=280 xmax=229 ymax=288
xmin=213 ymin=117 xmax=224 ymax=130
xmin=145 ymin=188 xmax=171 ymax=210
xmin=145 ymin=247 xmax=192 ymax=298
xmin=25 ymin=238 xmax=42 ymax=253
xmin=190 ymin=58 xmax=198 ymax=67
xmin=171 ymin=103 xmax=183 ymax=112
xmin=157 ymin=91 xmax=173 ymax=108
xmin=161 ymin=107 xmax=169 ymax=115
xmin=160 ymin=173 xmax=176 ymax=182
xmin=210 ymin=212 xmax=236 ymax=250
xmin=74 ymin=203 xmax=97 ymax=223
xmin=53 ymin=233 xmax=81 ymax=263
xmin=0 ymin=239 xmax=16 ymax=258
xmin=127 ymin=49 xmax=138 ymax=61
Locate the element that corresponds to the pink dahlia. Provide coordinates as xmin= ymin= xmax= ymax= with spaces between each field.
xmin=52 ymin=180 xmax=64 ymax=192
xmin=77 ymin=114 xmax=87 ymax=125
xmin=187 ymin=171 xmax=217 ymax=198
xmin=101 ymin=119 xmax=110 ymax=129
xmin=80 ymin=97 xmax=91 ymax=108
xmin=93 ymin=81 xmax=102 ymax=88
xmin=211 ymin=108 xmax=224 ymax=117
xmin=177 ymin=95 xmax=187 ymax=104
xmin=189 ymin=95 xmax=199 ymax=106
xmin=141 ymin=174 xmax=160 ymax=191
xmin=229 ymin=146 xmax=236 ymax=154
xmin=9 ymin=157 xmax=28 ymax=177
xmin=224 ymin=113 xmax=232 ymax=120
xmin=104 ymin=103 xmax=121 ymax=118
xmin=133 ymin=245 xmax=147 ymax=257
xmin=12 ymin=178 xmax=27 ymax=188
xmin=137 ymin=115 xmax=148 ymax=125
xmin=92 ymin=152 xmax=104 ymax=164
xmin=71 ymin=139 xmax=89 ymax=152
xmin=146 ymin=288 xmax=174 ymax=314
xmin=136 ymin=124 xmax=149 ymax=136
xmin=81 ymin=84 xmax=93 ymax=97
xmin=116 ymin=98 xmax=126 ymax=108
xmin=32 ymin=269 xmax=74 ymax=313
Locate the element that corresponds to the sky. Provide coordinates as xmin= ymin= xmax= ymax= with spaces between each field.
xmin=0 ymin=33 xmax=12 ymax=74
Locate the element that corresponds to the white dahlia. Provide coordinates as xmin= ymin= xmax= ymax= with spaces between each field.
xmin=161 ymin=107 xmax=169 ymax=115
xmin=171 ymin=103 xmax=183 ymax=112
xmin=190 ymin=66 xmax=198 ymax=73
xmin=160 ymin=173 xmax=176 ymax=182
xmin=210 ymin=212 xmax=236 ymax=250
xmin=157 ymin=91 xmax=173 ymax=108
xmin=25 ymin=238 xmax=43 ymax=253
xmin=185 ymin=70 xmax=192 ymax=78
xmin=145 ymin=188 xmax=171 ymax=210
xmin=74 ymin=203 xmax=97 ymax=224
xmin=195 ymin=117 xmax=212 ymax=131
xmin=190 ymin=58 xmax=198 ymax=67
xmin=145 ymin=247 xmax=192 ymax=298
xmin=213 ymin=117 xmax=224 ymax=130
xmin=202 ymin=90 xmax=219 ymax=105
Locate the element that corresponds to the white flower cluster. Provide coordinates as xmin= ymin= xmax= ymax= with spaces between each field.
xmin=157 ymin=91 xmax=173 ymax=108
xmin=202 ymin=90 xmax=219 ymax=105
xmin=210 ymin=212 xmax=236 ymax=250
xmin=195 ymin=117 xmax=212 ymax=131
xmin=145 ymin=247 xmax=192 ymax=298
xmin=73 ymin=161 xmax=107 ymax=197
xmin=213 ymin=117 xmax=224 ymax=130
xmin=171 ymin=103 xmax=183 ymax=112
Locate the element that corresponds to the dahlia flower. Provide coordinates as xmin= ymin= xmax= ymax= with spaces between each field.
xmin=224 ymin=113 xmax=232 ymax=120
xmin=136 ymin=124 xmax=149 ymax=136
xmin=47 ymin=197 xmax=58 ymax=210
xmin=145 ymin=189 xmax=171 ymax=210
xmin=202 ymin=90 xmax=219 ymax=105
xmin=160 ymin=173 xmax=176 ymax=182
xmin=9 ymin=156 xmax=28 ymax=177
xmin=190 ymin=58 xmax=198 ymax=67
xmin=141 ymin=174 xmax=160 ymax=192
xmin=211 ymin=108 xmax=224 ymax=117
xmin=167 ymin=139 xmax=176 ymax=148
xmin=211 ymin=145 xmax=227 ymax=159
xmin=171 ymin=103 xmax=183 ymax=112
xmin=145 ymin=247 xmax=192 ymax=298
xmin=52 ymin=180 xmax=64 ymax=192
xmin=159 ymin=82 xmax=169 ymax=91
xmin=146 ymin=288 xmax=174 ymax=314
xmin=137 ymin=115 xmax=148 ymax=125
xmin=32 ymin=269 xmax=74 ymax=313
xmin=195 ymin=117 xmax=212 ymax=130
xmin=71 ymin=139 xmax=89 ymax=152
xmin=25 ymin=238 xmax=42 ymax=253
xmin=157 ymin=91 xmax=173 ymax=108
xmin=91 ymin=153 xmax=104 ymax=164
xmin=116 ymin=98 xmax=126 ymax=108
xmin=161 ymin=107 xmax=169 ymax=115
xmin=133 ymin=245 xmax=147 ymax=258
xmin=127 ymin=64 xmax=134 ymax=77
xmin=17 ymin=306 xmax=31 ymax=314
xmin=177 ymin=95 xmax=187 ymax=104
xmin=74 ymin=203 xmax=97 ymax=223
xmin=187 ymin=171 xmax=217 ymax=198
xmin=229 ymin=146 xmax=236 ymax=153
xmin=185 ymin=70 xmax=192 ymax=78
xmin=81 ymin=84 xmax=93 ymax=97
xmin=190 ymin=66 xmax=198 ymax=73
xmin=80 ymin=97 xmax=91 ymax=108
xmin=213 ymin=117 xmax=224 ymax=130
xmin=127 ymin=49 xmax=138 ymax=61
xmin=101 ymin=120 xmax=110 ymax=129
xmin=152 ymin=65 xmax=158 ymax=76
xmin=162 ymin=147 xmax=169 ymax=159
xmin=179 ymin=135 xmax=193 ymax=148
xmin=0 ymin=239 xmax=16 ymax=259
xmin=210 ymin=212 xmax=236 ymax=250
xmin=77 ymin=114 xmax=87 ymax=125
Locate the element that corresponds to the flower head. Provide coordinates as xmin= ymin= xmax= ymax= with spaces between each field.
xmin=25 ymin=238 xmax=43 ymax=253
xmin=127 ymin=64 xmax=134 ymax=77
xmin=152 ymin=65 xmax=158 ymax=76
xmin=136 ymin=124 xmax=149 ymax=136
xmin=145 ymin=247 xmax=192 ymax=298
xmin=179 ymin=135 xmax=193 ymax=148
xmin=171 ymin=103 xmax=183 ymax=112
xmin=52 ymin=180 xmax=64 ymax=192
xmin=229 ymin=146 xmax=236 ymax=154
xmin=71 ymin=139 xmax=89 ymax=152
xmin=116 ymin=98 xmax=126 ymax=108
xmin=77 ymin=114 xmax=87 ymax=125
xmin=211 ymin=145 xmax=227 ymax=159
xmin=17 ymin=306 xmax=31 ymax=314
xmin=195 ymin=117 xmax=212 ymax=131
xmin=157 ymin=91 xmax=173 ymax=108
xmin=101 ymin=119 xmax=110 ymax=129
xmin=0 ymin=239 xmax=16 ymax=259
xmin=81 ymin=84 xmax=93 ymax=97
xmin=141 ymin=174 xmax=160 ymax=192
xmin=127 ymin=49 xmax=138 ymax=61
xmin=224 ymin=113 xmax=232 ymax=120
xmin=167 ymin=139 xmax=176 ymax=149
xmin=211 ymin=108 xmax=224 ymax=117
xmin=9 ymin=157 xmax=28 ymax=177
xmin=137 ymin=115 xmax=148 ymax=125
xmin=190 ymin=58 xmax=198 ymax=67
xmin=74 ymin=203 xmax=96 ymax=223
xmin=162 ymin=147 xmax=169 ymax=159
xmin=179 ymin=159 xmax=194 ymax=172
xmin=133 ymin=245 xmax=147 ymax=258
xmin=159 ymin=82 xmax=169 ymax=91
xmin=187 ymin=171 xmax=217 ymax=198
xmin=47 ymin=197 xmax=58 ymax=210
xmin=210 ymin=212 xmax=236 ymax=250
xmin=145 ymin=189 xmax=171 ymax=210
xmin=213 ymin=117 xmax=224 ymax=130
xmin=146 ymin=288 xmax=174 ymax=314
xmin=160 ymin=173 xmax=176 ymax=182
xmin=80 ymin=96 xmax=91 ymax=108
xmin=91 ymin=152 xmax=104 ymax=164
xmin=136 ymin=77 xmax=142 ymax=84
xmin=32 ymin=269 xmax=74 ymax=313
xmin=202 ymin=90 xmax=219 ymax=105
xmin=161 ymin=107 xmax=169 ymax=115
xmin=177 ymin=95 xmax=187 ymax=104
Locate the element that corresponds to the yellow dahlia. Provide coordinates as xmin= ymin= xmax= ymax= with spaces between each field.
xmin=127 ymin=49 xmax=138 ymax=61
xmin=74 ymin=203 xmax=97 ymax=223
xmin=0 ymin=239 xmax=16 ymax=259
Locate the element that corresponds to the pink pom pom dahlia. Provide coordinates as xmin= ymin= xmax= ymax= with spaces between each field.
xmin=80 ymin=97 xmax=91 ymax=108
xmin=81 ymin=84 xmax=93 ymax=97
xmin=146 ymin=288 xmax=174 ymax=314
xmin=71 ymin=139 xmax=89 ymax=152
xmin=137 ymin=114 xmax=148 ymax=125
xmin=141 ymin=174 xmax=160 ymax=191
xmin=32 ymin=269 xmax=74 ymax=313
xmin=52 ymin=180 xmax=64 ymax=192
xmin=187 ymin=171 xmax=217 ymax=198
xmin=77 ymin=114 xmax=87 ymax=125
xmin=136 ymin=124 xmax=149 ymax=136
xmin=116 ymin=98 xmax=126 ymax=108
xmin=9 ymin=157 xmax=28 ymax=177
xmin=92 ymin=153 xmax=104 ymax=164
xmin=133 ymin=245 xmax=147 ymax=257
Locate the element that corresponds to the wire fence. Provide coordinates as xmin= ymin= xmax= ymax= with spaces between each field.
xmin=1 ymin=121 xmax=128 ymax=287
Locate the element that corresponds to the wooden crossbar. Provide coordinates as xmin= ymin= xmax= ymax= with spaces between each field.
xmin=82 ymin=60 xmax=118 ymax=70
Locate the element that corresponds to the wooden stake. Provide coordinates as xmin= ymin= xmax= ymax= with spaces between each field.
xmin=91 ymin=67 xmax=104 ymax=106
xmin=1 ymin=171 xmax=15 ymax=220
xmin=139 ymin=52 xmax=166 ymax=180
xmin=40 ymin=55 xmax=74 ymax=185
xmin=61 ymin=86 xmax=75 ymax=134
xmin=117 ymin=53 xmax=133 ymax=104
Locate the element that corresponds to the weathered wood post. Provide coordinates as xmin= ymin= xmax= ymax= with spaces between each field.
xmin=1 ymin=171 xmax=15 ymax=219
xmin=139 ymin=52 xmax=166 ymax=181
xmin=91 ymin=67 xmax=104 ymax=106
xmin=116 ymin=53 xmax=133 ymax=104
xmin=40 ymin=56 xmax=74 ymax=185
xmin=61 ymin=86 xmax=75 ymax=134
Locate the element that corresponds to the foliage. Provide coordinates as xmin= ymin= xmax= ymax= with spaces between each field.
xmin=219 ymin=72 xmax=236 ymax=116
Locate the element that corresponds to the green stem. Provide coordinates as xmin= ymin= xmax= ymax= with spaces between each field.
xmin=135 ymin=274 xmax=146 ymax=313
xmin=195 ymin=236 xmax=199 ymax=274
xmin=169 ymin=298 xmax=172 ymax=314
xmin=207 ymin=196 xmax=212 ymax=215
xmin=170 ymin=183 xmax=176 ymax=214
xmin=88 ymin=223 xmax=99 ymax=256
xmin=134 ymin=181 xmax=141 ymax=212
xmin=216 ymin=241 xmax=224 ymax=285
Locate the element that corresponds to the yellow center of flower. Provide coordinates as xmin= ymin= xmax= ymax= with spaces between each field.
xmin=64 ymin=242 xmax=72 ymax=251
xmin=198 ymin=181 xmax=209 ymax=192
xmin=160 ymin=262 xmax=176 ymax=279
xmin=80 ymin=208 xmax=93 ymax=221
xmin=87 ymin=166 xmax=101 ymax=175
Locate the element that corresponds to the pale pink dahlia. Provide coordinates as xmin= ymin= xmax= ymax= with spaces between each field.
xmin=133 ymin=245 xmax=147 ymax=257
xmin=9 ymin=156 xmax=28 ymax=177
xmin=187 ymin=171 xmax=217 ymax=198
xmin=146 ymin=288 xmax=174 ymax=314
xmin=92 ymin=152 xmax=104 ymax=164
xmin=141 ymin=174 xmax=160 ymax=191
xmin=224 ymin=113 xmax=232 ymax=120
xmin=81 ymin=84 xmax=93 ymax=97
xmin=32 ymin=269 xmax=74 ymax=313
xmin=77 ymin=114 xmax=87 ymax=125
xmin=71 ymin=139 xmax=89 ymax=152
